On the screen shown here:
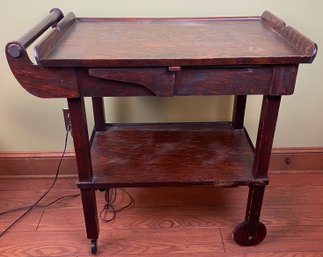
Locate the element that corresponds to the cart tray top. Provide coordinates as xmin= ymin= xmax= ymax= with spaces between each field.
xmin=35 ymin=11 xmax=317 ymax=67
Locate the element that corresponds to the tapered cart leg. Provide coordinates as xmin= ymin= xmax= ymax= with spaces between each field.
xmin=68 ymin=98 xmax=100 ymax=254
xmin=81 ymin=189 xmax=99 ymax=254
xmin=233 ymin=95 xmax=281 ymax=246
xmin=233 ymin=185 xmax=267 ymax=246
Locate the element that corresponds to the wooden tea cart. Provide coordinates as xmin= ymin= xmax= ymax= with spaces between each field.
xmin=6 ymin=8 xmax=317 ymax=254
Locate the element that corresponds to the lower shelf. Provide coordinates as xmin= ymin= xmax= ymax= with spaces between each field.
xmin=78 ymin=122 xmax=260 ymax=189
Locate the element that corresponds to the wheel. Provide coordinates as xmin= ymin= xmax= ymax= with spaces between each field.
xmin=233 ymin=221 xmax=267 ymax=246
xmin=91 ymin=240 xmax=97 ymax=254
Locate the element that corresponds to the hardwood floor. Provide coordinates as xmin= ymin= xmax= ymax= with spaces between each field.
xmin=1 ymin=172 xmax=323 ymax=256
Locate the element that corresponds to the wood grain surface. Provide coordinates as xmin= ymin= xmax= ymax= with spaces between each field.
xmin=1 ymin=172 xmax=323 ymax=256
xmin=79 ymin=65 xmax=297 ymax=97
xmin=36 ymin=14 xmax=317 ymax=67
xmin=1 ymin=147 xmax=323 ymax=177
xmin=5 ymin=46 xmax=79 ymax=98
xmin=85 ymin=122 xmax=256 ymax=188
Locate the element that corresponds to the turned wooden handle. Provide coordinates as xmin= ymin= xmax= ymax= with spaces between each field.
xmin=6 ymin=8 xmax=64 ymax=58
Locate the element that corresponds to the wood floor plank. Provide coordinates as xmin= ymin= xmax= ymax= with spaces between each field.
xmin=0 ymin=209 xmax=43 ymax=233
xmin=222 ymin=225 xmax=323 ymax=240
xmin=262 ymin=205 xmax=323 ymax=227
xmin=269 ymin=173 xmax=323 ymax=186
xmin=264 ymin=186 xmax=323 ymax=206
xmin=3 ymin=184 xmax=323 ymax=214
xmin=224 ymin=237 xmax=323 ymax=254
xmin=2 ymin=174 xmax=323 ymax=208
xmin=0 ymin=190 xmax=80 ymax=211
xmin=211 ymin=204 xmax=323 ymax=228
xmin=0 ymin=177 xmax=77 ymax=191
xmin=0 ymin=229 xmax=223 ymax=257
xmin=0 ymin=231 xmax=89 ymax=257
xmin=244 ymin=253 xmax=323 ymax=257
xmin=102 ymin=228 xmax=223 ymax=256
xmin=2 ymin=172 xmax=323 ymax=256
xmin=38 ymin=206 xmax=244 ymax=232
xmin=38 ymin=204 xmax=323 ymax=233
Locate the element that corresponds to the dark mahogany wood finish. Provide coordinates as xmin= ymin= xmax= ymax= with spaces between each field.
xmin=6 ymin=8 xmax=317 ymax=255
xmin=92 ymin=97 xmax=106 ymax=131
xmin=232 ymin=95 xmax=247 ymax=129
xmin=77 ymin=122 xmax=258 ymax=189
xmin=252 ymin=96 xmax=282 ymax=179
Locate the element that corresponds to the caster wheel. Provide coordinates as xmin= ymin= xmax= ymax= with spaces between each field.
xmin=233 ymin=221 xmax=267 ymax=246
xmin=91 ymin=240 xmax=97 ymax=254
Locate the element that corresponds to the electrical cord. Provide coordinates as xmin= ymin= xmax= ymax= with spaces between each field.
xmin=38 ymin=193 xmax=80 ymax=208
xmin=0 ymin=129 xmax=70 ymax=238
xmin=0 ymin=193 xmax=80 ymax=216
xmin=0 ymin=127 xmax=135 ymax=235
xmin=99 ymin=188 xmax=135 ymax=223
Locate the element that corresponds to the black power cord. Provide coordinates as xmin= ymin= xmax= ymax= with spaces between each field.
xmin=0 ymin=130 xmax=71 ymax=238
xmin=99 ymin=188 xmax=135 ymax=223
xmin=0 ymin=193 xmax=80 ymax=216
xmin=0 ymin=128 xmax=135 ymax=236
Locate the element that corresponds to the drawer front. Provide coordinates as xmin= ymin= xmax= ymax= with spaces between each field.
xmin=80 ymin=68 xmax=175 ymax=97
xmin=175 ymin=67 xmax=273 ymax=95
xmin=78 ymin=65 xmax=297 ymax=97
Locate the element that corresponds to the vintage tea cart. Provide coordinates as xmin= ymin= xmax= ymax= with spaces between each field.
xmin=6 ymin=8 xmax=317 ymax=254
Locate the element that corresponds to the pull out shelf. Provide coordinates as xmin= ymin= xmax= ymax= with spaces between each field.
xmin=77 ymin=122 xmax=265 ymax=189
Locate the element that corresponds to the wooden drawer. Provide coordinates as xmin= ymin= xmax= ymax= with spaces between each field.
xmin=175 ymin=66 xmax=273 ymax=95
xmin=85 ymin=67 xmax=174 ymax=97
xmin=78 ymin=65 xmax=297 ymax=97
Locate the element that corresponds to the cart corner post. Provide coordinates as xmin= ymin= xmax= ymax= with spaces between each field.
xmin=67 ymin=97 xmax=100 ymax=251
